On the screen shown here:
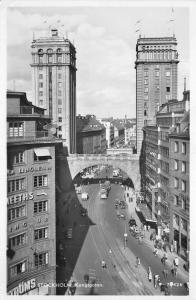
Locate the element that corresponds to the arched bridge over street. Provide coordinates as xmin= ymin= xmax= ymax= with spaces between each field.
xmin=66 ymin=153 xmax=140 ymax=191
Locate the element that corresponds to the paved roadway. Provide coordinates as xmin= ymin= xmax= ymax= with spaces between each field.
xmin=56 ymin=165 xmax=188 ymax=295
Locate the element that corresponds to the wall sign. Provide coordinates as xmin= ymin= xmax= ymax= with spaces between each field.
xmin=8 ymin=278 xmax=36 ymax=295
xmin=7 ymin=192 xmax=34 ymax=205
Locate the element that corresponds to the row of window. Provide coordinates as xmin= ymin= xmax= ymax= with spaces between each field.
xmin=38 ymin=66 xmax=62 ymax=71
xmin=8 ymin=175 xmax=48 ymax=193
xmin=8 ymin=200 xmax=48 ymax=221
xmin=174 ymin=160 xmax=187 ymax=173
xmin=9 ymin=150 xmax=51 ymax=165
xmin=9 ymin=252 xmax=48 ymax=278
xmin=174 ymin=141 xmax=187 ymax=154
xmin=39 ymin=73 xmax=62 ymax=80
xmin=144 ymin=70 xmax=170 ymax=77
xmin=174 ymin=178 xmax=187 ymax=192
xmin=39 ymin=81 xmax=62 ymax=88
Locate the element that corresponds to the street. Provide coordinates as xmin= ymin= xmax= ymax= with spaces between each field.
xmin=56 ymin=166 xmax=188 ymax=295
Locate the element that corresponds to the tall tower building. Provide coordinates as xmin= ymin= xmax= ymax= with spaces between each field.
xmin=31 ymin=28 xmax=77 ymax=153
xmin=135 ymin=36 xmax=179 ymax=154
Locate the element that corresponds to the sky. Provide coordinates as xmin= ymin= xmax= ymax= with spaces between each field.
xmin=7 ymin=5 xmax=189 ymax=118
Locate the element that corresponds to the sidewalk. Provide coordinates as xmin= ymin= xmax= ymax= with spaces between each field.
xmin=124 ymin=189 xmax=189 ymax=284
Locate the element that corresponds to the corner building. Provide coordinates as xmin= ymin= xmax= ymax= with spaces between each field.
xmin=135 ymin=36 xmax=179 ymax=154
xmin=31 ymin=29 xmax=77 ymax=153
xmin=7 ymin=91 xmax=61 ymax=295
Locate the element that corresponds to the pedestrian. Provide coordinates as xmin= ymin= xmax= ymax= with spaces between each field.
xmin=163 ymin=268 xmax=168 ymax=279
xmin=101 ymin=260 xmax=107 ymax=269
xmin=147 ymin=225 xmax=150 ymax=231
xmin=173 ymin=265 xmax=177 ymax=277
xmin=161 ymin=253 xmax=167 ymax=265
xmin=136 ymin=256 xmax=140 ymax=268
xmin=174 ymin=257 xmax=179 ymax=267
xmin=153 ymin=247 xmax=158 ymax=256
xmin=148 ymin=267 xmax=152 ymax=282
xmin=144 ymin=224 xmax=147 ymax=231
xmin=154 ymin=274 xmax=159 ymax=289
xmin=170 ymin=244 xmax=174 ymax=253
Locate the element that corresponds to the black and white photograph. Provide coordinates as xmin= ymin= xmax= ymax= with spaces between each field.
xmin=0 ymin=0 xmax=195 ymax=297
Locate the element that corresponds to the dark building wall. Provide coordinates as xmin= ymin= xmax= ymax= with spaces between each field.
xmin=7 ymin=144 xmax=56 ymax=295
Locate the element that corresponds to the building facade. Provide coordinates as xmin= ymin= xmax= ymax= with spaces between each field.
xmin=31 ymin=28 xmax=77 ymax=153
xmin=141 ymin=126 xmax=158 ymax=219
xmin=98 ymin=119 xmax=114 ymax=148
xmin=7 ymin=91 xmax=61 ymax=295
xmin=135 ymin=36 xmax=179 ymax=154
xmin=169 ymin=112 xmax=189 ymax=259
xmin=76 ymin=115 xmax=107 ymax=154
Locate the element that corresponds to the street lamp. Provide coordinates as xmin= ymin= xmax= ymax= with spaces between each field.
xmin=124 ymin=223 xmax=128 ymax=249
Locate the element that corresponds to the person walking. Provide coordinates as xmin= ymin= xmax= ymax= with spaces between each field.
xmin=148 ymin=267 xmax=152 ymax=282
xmin=161 ymin=253 xmax=167 ymax=266
xmin=136 ymin=257 xmax=140 ymax=268
xmin=154 ymin=274 xmax=159 ymax=289
xmin=153 ymin=246 xmax=158 ymax=256
xmin=163 ymin=268 xmax=168 ymax=279
xmin=174 ymin=257 xmax=179 ymax=268
xmin=101 ymin=260 xmax=107 ymax=269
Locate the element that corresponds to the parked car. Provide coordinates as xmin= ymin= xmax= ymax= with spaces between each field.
xmin=65 ymin=228 xmax=73 ymax=239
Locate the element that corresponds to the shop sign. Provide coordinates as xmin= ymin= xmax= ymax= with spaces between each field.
xmin=19 ymin=166 xmax=52 ymax=173
xmin=7 ymin=192 xmax=34 ymax=205
xmin=8 ymin=278 xmax=36 ymax=295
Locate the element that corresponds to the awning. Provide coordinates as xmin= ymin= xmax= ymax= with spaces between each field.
xmin=34 ymin=148 xmax=51 ymax=157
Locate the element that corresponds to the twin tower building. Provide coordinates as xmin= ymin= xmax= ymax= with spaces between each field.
xmin=31 ymin=29 xmax=179 ymax=155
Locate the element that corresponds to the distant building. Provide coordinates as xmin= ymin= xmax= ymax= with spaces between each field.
xmin=76 ymin=115 xmax=107 ymax=154
xmin=111 ymin=119 xmax=125 ymax=145
xmin=31 ymin=28 xmax=77 ymax=153
xmin=98 ymin=119 xmax=114 ymax=148
xmin=135 ymin=36 xmax=179 ymax=154
xmin=7 ymin=91 xmax=61 ymax=295
xmin=169 ymin=111 xmax=189 ymax=259
xmin=124 ymin=120 xmax=136 ymax=146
